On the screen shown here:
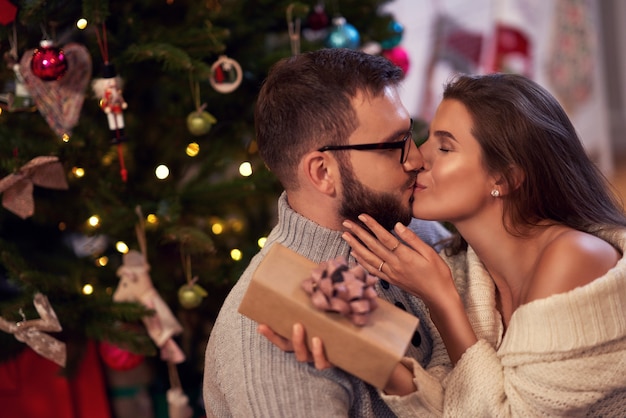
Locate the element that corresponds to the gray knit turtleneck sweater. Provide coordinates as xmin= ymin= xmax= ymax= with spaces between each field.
xmin=203 ymin=192 xmax=451 ymax=417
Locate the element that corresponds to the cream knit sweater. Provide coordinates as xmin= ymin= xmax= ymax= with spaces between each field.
xmin=382 ymin=227 xmax=626 ymax=417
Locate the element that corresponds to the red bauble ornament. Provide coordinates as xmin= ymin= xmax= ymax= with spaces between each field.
xmin=30 ymin=40 xmax=68 ymax=81
xmin=98 ymin=340 xmax=145 ymax=371
xmin=307 ymin=5 xmax=329 ymax=31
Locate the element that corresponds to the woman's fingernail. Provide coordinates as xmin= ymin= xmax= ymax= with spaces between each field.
xmin=342 ymin=221 xmax=351 ymax=229
xmin=358 ymin=214 xmax=366 ymax=222
xmin=395 ymin=222 xmax=406 ymax=233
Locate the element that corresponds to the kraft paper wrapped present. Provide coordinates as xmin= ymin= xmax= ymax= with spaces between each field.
xmin=238 ymin=243 xmax=419 ymax=389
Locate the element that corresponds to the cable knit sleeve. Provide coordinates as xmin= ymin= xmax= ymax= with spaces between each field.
xmin=381 ymin=234 xmax=626 ymax=418
xmin=379 ymin=250 xmax=472 ymax=417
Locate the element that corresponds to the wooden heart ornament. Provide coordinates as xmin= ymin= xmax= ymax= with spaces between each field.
xmin=19 ymin=43 xmax=92 ymax=138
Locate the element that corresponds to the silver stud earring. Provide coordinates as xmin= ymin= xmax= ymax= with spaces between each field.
xmin=491 ymin=189 xmax=500 ymax=197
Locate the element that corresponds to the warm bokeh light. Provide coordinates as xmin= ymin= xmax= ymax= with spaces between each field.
xmin=102 ymin=153 xmax=113 ymax=166
xmin=58 ymin=222 xmax=66 ymax=231
xmin=230 ymin=248 xmax=243 ymax=261
xmin=146 ymin=214 xmax=158 ymax=224
xmin=82 ymin=284 xmax=94 ymax=295
xmin=257 ymin=237 xmax=267 ymax=248
xmin=115 ymin=241 xmax=129 ymax=254
xmin=96 ymin=256 xmax=109 ymax=267
xmin=155 ymin=164 xmax=170 ymax=179
xmin=211 ymin=222 xmax=224 ymax=235
xmin=72 ymin=167 xmax=85 ymax=178
xmin=62 ymin=134 xmax=70 ymax=142
xmin=88 ymin=215 xmax=100 ymax=227
xmin=229 ymin=218 xmax=244 ymax=233
xmin=186 ymin=142 xmax=200 ymax=157
xmin=76 ymin=18 xmax=88 ymax=30
xmin=239 ymin=161 xmax=252 ymax=177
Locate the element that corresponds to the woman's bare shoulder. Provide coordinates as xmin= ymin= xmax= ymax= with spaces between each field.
xmin=525 ymin=229 xmax=621 ymax=303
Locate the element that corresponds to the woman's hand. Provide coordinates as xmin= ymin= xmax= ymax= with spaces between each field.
xmin=343 ymin=214 xmax=478 ymax=364
xmin=342 ymin=214 xmax=455 ymax=306
xmin=258 ymin=323 xmax=333 ymax=370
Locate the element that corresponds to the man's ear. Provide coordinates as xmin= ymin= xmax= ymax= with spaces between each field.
xmin=301 ymin=151 xmax=338 ymax=195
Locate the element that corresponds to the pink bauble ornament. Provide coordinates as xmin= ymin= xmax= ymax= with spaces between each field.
xmin=30 ymin=40 xmax=68 ymax=81
xmin=99 ymin=340 xmax=144 ymax=371
xmin=382 ymin=46 xmax=410 ymax=76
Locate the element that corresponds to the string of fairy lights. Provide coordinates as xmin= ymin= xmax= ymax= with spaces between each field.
xmin=0 ymin=14 xmax=269 ymax=297
xmin=68 ymin=157 xmax=264 ymax=297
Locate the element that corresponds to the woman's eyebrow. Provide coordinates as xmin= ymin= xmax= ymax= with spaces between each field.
xmin=433 ymin=129 xmax=458 ymax=143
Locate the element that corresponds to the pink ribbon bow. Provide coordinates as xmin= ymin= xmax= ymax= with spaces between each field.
xmin=302 ymin=256 xmax=379 ymax=326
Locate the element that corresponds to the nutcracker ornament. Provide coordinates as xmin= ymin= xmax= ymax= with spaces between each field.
xmin=92 ymin=63 xmax=128 ymax=181
xmin=92 ymin=64 xmax=127 ymax=144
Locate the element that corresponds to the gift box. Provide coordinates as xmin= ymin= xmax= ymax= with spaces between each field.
xmin=238 ymin=243 xmax=419 ymax=389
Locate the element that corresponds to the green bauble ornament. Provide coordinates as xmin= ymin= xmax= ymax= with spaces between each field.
xmin=178 ymin=283 xmax=208 ymax=308
xmin=186 ymin=110 xmax=216 ymax=136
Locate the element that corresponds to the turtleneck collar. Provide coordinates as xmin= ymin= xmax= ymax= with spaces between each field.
xmin=265 ymin=192 xmax=352 ymax=264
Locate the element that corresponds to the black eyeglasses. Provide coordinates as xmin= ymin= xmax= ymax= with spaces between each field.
xmin=317 ymin=119 xmax=414 ymax=164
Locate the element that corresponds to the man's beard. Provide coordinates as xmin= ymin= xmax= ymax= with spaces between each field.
xmin=338 ymin=164 xmax=414 ymax=231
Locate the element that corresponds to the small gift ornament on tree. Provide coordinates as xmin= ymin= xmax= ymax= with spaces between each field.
xmin=1 ymin=26 xmax=35 ymax=112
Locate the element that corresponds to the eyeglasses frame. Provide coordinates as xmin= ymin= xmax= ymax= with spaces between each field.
xmin=317 ymin=119 xmax=414 ymax=164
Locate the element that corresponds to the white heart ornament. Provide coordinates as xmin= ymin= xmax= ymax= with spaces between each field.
xmin=19 ymin=43 xmax=92 ymax=138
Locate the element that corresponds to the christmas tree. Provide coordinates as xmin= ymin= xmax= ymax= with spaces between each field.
xmin=0 ymin=0 xmax=405 ymax=415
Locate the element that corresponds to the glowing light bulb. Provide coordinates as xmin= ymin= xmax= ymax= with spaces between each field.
xmin=115 ymin=241 xmax=129 ymax=254
xmin=239 ymin=161 xmax=252 ymax=177
xmin=72 ymin=167 xmax=85 ymax=178
xmin=212 ymin=222 xmax=224 ymax=235
xmin=258 ymin=237 xmax=267 ymax=248
xmin=88 ymin=215 xmax=100 ymax=227
xmin=230 ymin=248 xmax=243 ymax=261
xmin=76 ymin=19 xmax=88 ymax=30
xmin=82 ymin=284 xmax=94 ymax=295
xmin=155 ymin=164 xmax=170 ymax=179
